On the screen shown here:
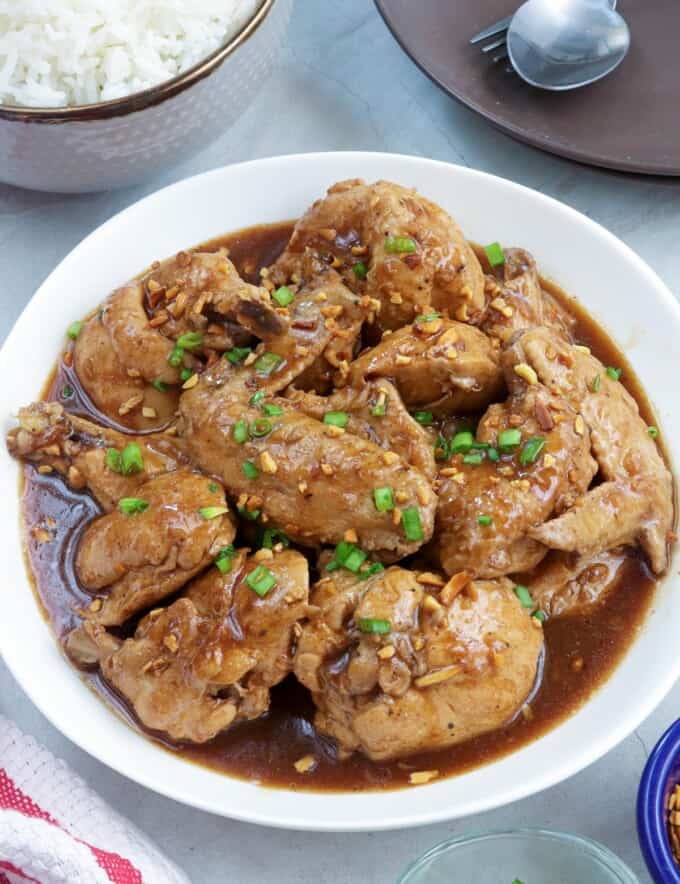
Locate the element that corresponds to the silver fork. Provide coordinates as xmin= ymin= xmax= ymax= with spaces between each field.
xmin=470 ymin=1 xmax=617 ymax=64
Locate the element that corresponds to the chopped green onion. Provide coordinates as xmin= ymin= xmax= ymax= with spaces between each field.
xmin=358 ymin=562 xmax=385 ymax=581
xmin=250 ymin=390 xmax=266 ymax=407
xmin=463 ymin=452 xmax=483 ymax=465
xmin=272 ymin=285 xmax=294 ymax=307
xmin=434 ymin=435 xmax=449 ymax=461
xmin=484 ymin=242 xmax=505 ymax=267
xmin=606 ymin=366 xmax=622 ymax=381
xmin=385 ymin=236 xmax=417 ymax=254
xmin=250 ymin=417 xmax=272 ymax=438
xmin=215 ymin=545 xmax=236 ymax=573
xmin=478 ymin=515 xmax=493 ymax=526
xmin=180 ymin=368 xmax=193 ymax=382
xmin=242 ymin=460 xmax=259 ymax=479
xmin=151 ymin=379 xmax=167 ymax=392
xmin=519 ymin=436 xmax=546 ymax=466
xmin=590 ymin=374 xmax=601 ymax=393
xmin=262 ymin=528 xmax=290 ymax=550
xmin=262 ymin=403 xmax=284 ymax=417
xmin=511 ymin=879 xmax=526 ymax=884
xmin=106 ymin=448 xmax=121 ymax=473
xmin=415 ymin=312 xmax=442 ymax=323
xmin=325 ymin=559 xmax=341 ymax=572
xmin=176 ymin=331 xmax=203 ymax=350
xmin=514 ymin=584 xmax=534 ymax=608
xmin=120 ymin=442 xmax=144 ymax=475
xmin=119 ymin=497 xmax=149 ymax=515
xmin=450 ymin=431 xmax=474 ymax=455
xmin=209 ymin=482 xmax=217 ymax=493
xmin=498 ymin=428 xmax=522 ymax=451
xmin=67 ymin=320 xmax=83 ymax=340
xmin=358 ymin=617 xmax=391 ymax=634
xmin=254 ymin=352 xmax=283 ymax=375
xmin=373 ymin=487 xmax=394 ymax=512
xmin=413 ymin=410 xmax=434 ymax=426
xmin=648 ymin=425 xmax=659 ymax=439
xmin=246 ymin=564 xmax=277 ymax=597
xmin=199 ymin=506 xmax=229 ymax=520
xmin=233 ymin=419 xmax=248 ymax=444
xmin=61 ymin=384 xmax=73 ymax=399
xmin=533 ymin=610 xmax=547 ymax=623
xmin=352 ymin=261 xmax=368 ymax=279
xmin=226 ymin=347 xmax=252 ymax=365
xmin=487 ymin=447 xmax=500 ymax=463
xmin=238 ymin=506 xmax=260 ymax=521
xmin=371 ymin=400 xmax=387 ymax=417
xmin=402 ymin=507 xmax=423 ymax=542
xmin=168 ymin=346 xmax=184 ymax=367
xmin=334 ymin=541 xmax=367 ymax=573
xmin=324 ymin=411 xmax=349 ymax=428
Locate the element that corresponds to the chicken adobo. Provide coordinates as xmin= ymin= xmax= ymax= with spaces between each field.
xmin=10 ymin=178 xmax=674 ymax=791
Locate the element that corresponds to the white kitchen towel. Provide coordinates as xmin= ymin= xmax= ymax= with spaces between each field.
xmin=0 ymin=715 xmax=190 ymax=884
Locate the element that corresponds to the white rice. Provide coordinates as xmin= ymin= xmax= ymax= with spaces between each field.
xmin=0 ymin=0 xmax=260 ymax=108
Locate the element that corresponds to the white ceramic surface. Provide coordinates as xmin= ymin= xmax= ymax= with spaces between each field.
xmin=0 ymin=0 xmax=291 ymax=193
xmin=1 ymin=152 xmax=678 ymax=832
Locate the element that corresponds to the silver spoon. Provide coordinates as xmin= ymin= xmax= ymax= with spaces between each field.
xmin=507 ymin=0 xmax=630 ymax=91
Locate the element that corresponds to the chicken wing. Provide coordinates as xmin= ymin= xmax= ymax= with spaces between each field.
xmin=294 ymin=566 xmax=543 ymax=761
xmin=271 ymin=179 xmax=485 ymax=330
xmin=509 ymin=328 xmax=674 ymax=573
xmin=7 ymin=401 xmax=187 ymax=510
xmin=346 ymin=315 xmax=504 ymax=415
xmin=73 ymin=469 xmax=236 ymax=626
xmin=66 ymin=549 xmax=310 ymax=743
xmin=285 ymin=380 xmax=436 ymax=480
xmin=72 ymin=252 xmax=282 ymax=429
xmin=480 ymin=248 xmax=575 ymax=344
xmin=180 ymin=363 xmax=436 ymax=558
xmin=527 ymin=549 xmax=629 ymax=618
xmin=434 ymin=375 xmax=597 ymax=578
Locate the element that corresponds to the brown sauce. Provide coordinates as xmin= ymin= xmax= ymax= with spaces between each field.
xmin=20 ymin=222 xmax=661 ymax=792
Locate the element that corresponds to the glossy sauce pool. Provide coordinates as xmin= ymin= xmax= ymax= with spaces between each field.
xmin=21 ymin=222 xmax=660 ymax=792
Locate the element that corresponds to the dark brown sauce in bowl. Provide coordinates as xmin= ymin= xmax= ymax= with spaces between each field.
xmin=19 ymin=222 xmax=664 ymax=792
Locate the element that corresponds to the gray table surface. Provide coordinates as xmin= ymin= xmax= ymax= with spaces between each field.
xmin=1 ymin=2 xmax=679 ymax=881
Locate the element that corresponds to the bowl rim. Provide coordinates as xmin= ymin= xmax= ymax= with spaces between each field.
xmin=398 ymin=827 xmax=640 ymax=883
xmin=637 ymin=718 xmax=680 ymax=883
xmin=0 ymin=0 xmax=274 ymax=123
xmin=2 ymin=151 xmax=680 ymax=831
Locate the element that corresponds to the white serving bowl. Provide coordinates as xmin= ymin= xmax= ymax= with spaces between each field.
xmin=0 ymin=0 xmax=291 ymax=193
xmin=1 ymin=152 xmax=678 ymax=831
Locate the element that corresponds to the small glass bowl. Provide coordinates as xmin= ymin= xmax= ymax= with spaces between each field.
xmin=638 ymin=718 xmax=680 ymax=883
xmin=398 ymin=828 xmax=638 ymax=884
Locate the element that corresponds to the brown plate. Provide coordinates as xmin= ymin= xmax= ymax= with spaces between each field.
xmin=375 ymin=0 xmax=680 ymax=176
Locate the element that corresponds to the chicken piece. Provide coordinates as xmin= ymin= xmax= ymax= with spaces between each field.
xmin=294 ymin=567 xmax=543 ymax=761
xmin=73 ymin=470 xmax=236 ymax=626
xmin=434 ymin=377 xmax=597 ymax=578
xmin=346 ymin=316 xmax=504 ymax=415
xmin=242 ymin=266 xmax=366 ymax=393
xmin=286 ymin=380 xmax=436 ymax=480
xmin=271 ymin=179 xmax=485 ymax=330
xmin=73 ymin=313 xmax=180 ymax=431
xmin=180 ymin=362 xmax=436 ymax=558
xmin=72 ymin=253 xmax=282 ymax=430
xmin=510 ymin=328 xmax=674 ymax=574
xmin=526 ymin=549 xmax=629 ymax=618
xmin=66 ymin=549 xmax=310 ymax=743
xmin=143 ymin=249 xmax=283 ymax=348
xmin=480 ymin=248 xmax=575 ymax=344
xmin=6 ymin=401 xmax=187 ymax=510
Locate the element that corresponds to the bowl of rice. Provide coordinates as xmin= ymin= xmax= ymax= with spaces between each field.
xmin=0 ymin=0 xmax=291 ymax=193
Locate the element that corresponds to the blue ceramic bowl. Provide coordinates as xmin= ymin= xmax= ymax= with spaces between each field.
xmin=638 ymin=719 xmax=680 ymax=883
